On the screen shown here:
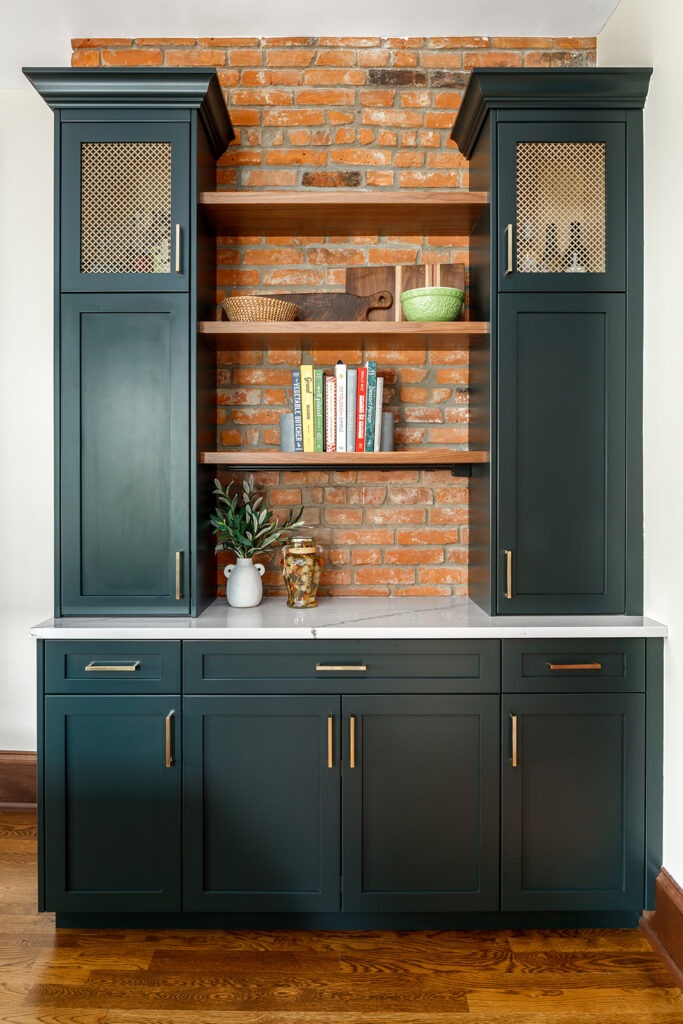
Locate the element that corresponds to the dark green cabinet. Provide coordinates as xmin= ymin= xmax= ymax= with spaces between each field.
xmin=60 ymin=292 xmax=190 ymax=614
xmin=497 ymin=292 xmax=626 ymax=614
xmin=341 ymin=695 xmax=499 ymax=912
xmin=501 ymin=692 xmax=646 ymax=911
xmin=183 ymin=695 xmax=341 ymax=912
xmin=60 ymin=120 xmax=190 ymax=293
xmin=44 ymin=694 xmax=181 ymax=912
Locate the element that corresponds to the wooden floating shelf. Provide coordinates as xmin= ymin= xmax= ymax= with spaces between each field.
xmin=200 ymin=320 xmax=489 ymax=344
xmin=199 ymin=189 xmax=488 ymax=236
xmin=199 ymin=449 xmax=488 ymax=474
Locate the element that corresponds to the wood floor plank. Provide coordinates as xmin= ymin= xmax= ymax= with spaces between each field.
xmin=466 ymin=985 xmax=683 ymax=1013
xmin=102 ymin=1012 xmax=683 ymax=1024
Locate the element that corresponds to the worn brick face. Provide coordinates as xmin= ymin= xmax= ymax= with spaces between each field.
xmin=73 ymin=33 xmax=595 ymax=597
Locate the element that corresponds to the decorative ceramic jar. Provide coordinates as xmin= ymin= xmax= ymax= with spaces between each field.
xmin=224 ymin=557 xmax=265 ymax=608
xmin=281 ymin=537 xmax=323 ymax=608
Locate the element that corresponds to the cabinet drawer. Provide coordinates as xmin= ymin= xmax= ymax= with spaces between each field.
xmin=45 ymin=641 xmax=181 ymax=694
xmin=184 ymin=640 xmax=500 ymax=694
xmin=502 ymin=639 xmax=644 ymax=693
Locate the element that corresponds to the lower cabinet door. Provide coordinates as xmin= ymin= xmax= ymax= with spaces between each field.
xmin=44 ymin=696 xmax=181 ymax=912
xmin=502 ymin=693 xmax=645 ymax=911
xmin=341 ymin=695 xmax=500 ymax=912
xmin=183 ymin=696 xmax=341 ymax=912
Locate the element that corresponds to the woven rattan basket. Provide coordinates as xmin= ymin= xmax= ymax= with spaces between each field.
xmin=222 ymin=295 xmax=301 ymax=322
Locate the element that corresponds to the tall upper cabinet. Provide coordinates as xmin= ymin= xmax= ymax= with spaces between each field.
xmin=24 ymin=69 xmax=233 ymax=616
xmin=452 ymin=69 xmax=651 ymax=616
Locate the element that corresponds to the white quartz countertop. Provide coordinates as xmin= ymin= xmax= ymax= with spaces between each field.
xmin=30 ymin=597 xmax=668 ymax=640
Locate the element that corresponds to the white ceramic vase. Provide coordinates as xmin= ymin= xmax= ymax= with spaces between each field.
xmin=224 ymin=557 xmax=265 ymax=608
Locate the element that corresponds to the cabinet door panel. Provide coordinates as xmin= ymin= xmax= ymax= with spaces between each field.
xmin=497 ymin=293 xmax=626 ymax=613
xmin=183 ymin=696 xmax=340 ymax=912
xmin=502 ymin=693 xmax=645 ymax=911
xmin=44 ymin=695 xmax=181 ymax=912
xmin=60 ymin=121 xmax=190 ymax=292
xmin=60 ymin=293 xmax=190 ymax=614
xmin=342 ymin=695 xmax=499 ymax=912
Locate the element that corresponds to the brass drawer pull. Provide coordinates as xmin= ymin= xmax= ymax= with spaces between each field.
xmin=504 ymin=549 xmax=513 ymax=600
xmin=175 ymin=551 xmax=183 ymax=601
xmin=165 ymin=710 xmax=175 ymax=768
xmin=327 ymin=715 xmax=334 ymax=769
xmin=316 ymin=663 xmax=367 ymax=672
xmin=175 ymin=224 xmax=182 ymax=274
xmin=505 ymin=223 xmax=513 ymax=274
xmin=510 ymin=713 xmax=518 ymax=768
xmin=85 ymin=661 xmax=140 ymax=672
xmin=349 ymin=715 xmax=356 ymax=769
xmin=547 ymin=662 xmax=603 ymax=671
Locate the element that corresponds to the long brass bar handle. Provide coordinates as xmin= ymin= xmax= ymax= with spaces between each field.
xmin=165 ymin=710 xmax=175 ymax=768
xmin=175 ymin=551 xmax=183 ymax=601
xmin=85 ymin=661 xmax=140 ymax=672
xmin=175 ymin=224 xmax=181 ymax=274
xmin=504 ymin=549 xmax=513 ymax=600
xmin=510 ymin=714 xmax=518 ymax=768
xmin=327 ymin=715 xmax=334 ymax=769
xmin=316 ymin=664 xmax=367 ymax=672
xmin=505 ymin=223 xmax=513 ymax=274
xmin=349 ymin=716 xmax=356 ymax=769
xmin=547 ymin=662 xmax=603 ymax=671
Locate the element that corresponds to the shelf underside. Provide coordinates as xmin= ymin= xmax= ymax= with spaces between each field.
xmin=200 ymin=320 xmax=488 ymax=344
xmin=200 ymin=449 xmax=488 ymax=473
xmin=199 ymin=190 xmax=488 ymax=236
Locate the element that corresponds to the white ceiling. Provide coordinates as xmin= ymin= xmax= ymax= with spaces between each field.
xmin=3 ymin=0 xmax=622 ymax=89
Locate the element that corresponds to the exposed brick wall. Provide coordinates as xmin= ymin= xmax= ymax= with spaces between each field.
xmin=72 ymin=36 xmax=596 ymax=599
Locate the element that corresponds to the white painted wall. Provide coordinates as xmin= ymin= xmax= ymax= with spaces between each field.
xmin=599 ymin=4 xmax=683 ymax=882
xmin=0 ymin=87 xmax=54 ymax=749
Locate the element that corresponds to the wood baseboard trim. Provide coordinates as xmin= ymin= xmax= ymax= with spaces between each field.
xmin=640 ymin=868 xmax=683 ymax=991
xmin=0 ymin=751 xmax=37 ymax=809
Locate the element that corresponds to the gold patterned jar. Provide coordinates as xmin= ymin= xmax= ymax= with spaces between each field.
xmin=281 ymin=537 xmax=323 ymax=608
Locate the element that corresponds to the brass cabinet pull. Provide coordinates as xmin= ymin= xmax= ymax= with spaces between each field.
xmin=327 ymin=715 xmax=334 ymax=768
xmin=175 ymin=551 xmax=183 ymax=601
xmin=505 ymin=223 xmax=513 ymax=274
xmin=504 ymin=549 xmax=513 ymax=600
xmin=165 ymin=710 xmax=175 ymax=768
xmin=85 ymin=661 xmax=140 ymax=672
xmin=510 ymin=713 xmax=518 ymax=768
xmin=547 ymin=662 xmax=603 ymax=671
xmin=175 ymin=224 xmax=181 ymax=273
xmin=349 ymin=716 xmax=356 ymax=769
xmin=316 ymin=663 xmax=367 ymax=672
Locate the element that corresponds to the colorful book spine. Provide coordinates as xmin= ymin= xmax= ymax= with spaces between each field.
xmin=324 ymin=374 xmax=337 ymax=452
xmin=346 ymin=368 xmax=358 ymax=452
xmin=292 ymin=368 xmax=303 ymax=452
xmin=334 ymin=360 xmax=347 ymax=452
xmin=373 ymin=376 xmax=384 ymax=452
xmin=364 ymin=360 xmax=377 ymax=452
xmin=300 ymin=364 xmax=314 ymax=453
xmin=313 ymin=368 xmax=325 ymax=453
xmin=355 ymin=365 xmax=368 ymax=452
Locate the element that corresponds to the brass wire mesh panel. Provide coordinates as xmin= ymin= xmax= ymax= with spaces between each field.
xmin=515 ymin=142 xmax=606 ymax=274
xmin=81 ymin=142 xmax=172 ymax=274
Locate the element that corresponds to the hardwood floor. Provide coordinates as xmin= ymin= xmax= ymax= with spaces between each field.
xmin=1 ymin=810 xmax=682 ymax=1023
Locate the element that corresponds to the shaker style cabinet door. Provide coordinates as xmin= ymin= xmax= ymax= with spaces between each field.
xmin=44 ymin=695 xmax=181 ymax=912
xmin=497 ymin=121 xmax=626 ymax=293
xmin=60 ymin=120 xmax=190 ymax=292
xmin=60 ymin=292 xmax=190 ymax=614
xmin=502 ymin=693 xmax=646 ymax=912
xmin=497 ymin=292 xmax=626 ymax=614
xmin=341 ymin=695 xmax=500 ymax=912
xmin=183 ymin=695 xmax=341 ymax=912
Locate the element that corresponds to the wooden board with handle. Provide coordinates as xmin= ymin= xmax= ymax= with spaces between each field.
xmin=346 ymin=264 xmax=466 ymax=321
xmin=271 ymin=290 xmax=393 ymax=321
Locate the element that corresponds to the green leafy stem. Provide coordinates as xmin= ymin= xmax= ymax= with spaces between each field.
xmin=210 ymin=475 xmax=305 ymax=559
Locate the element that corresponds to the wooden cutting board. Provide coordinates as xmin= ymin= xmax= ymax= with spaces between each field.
xmin=273 ymin=290 xmax=392 ymax=321
xmin=346 ymin=264 xmax=466 ymax=321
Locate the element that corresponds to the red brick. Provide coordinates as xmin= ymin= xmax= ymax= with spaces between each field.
xmin=400 ymin=387 xmax=429 ymax=403
xmin=324 ymin=508 xmax=364 ymax=526
xmin=492 ymin=36 xmax=553 ymax=48
xmin=231 ymin=88 xmax=294 ymax=105
xmin=262 ymin=109 xmax=325 ymax=126
xmin=232 ymin=369 xmax=292 ymax=385
xmin=347 ymin=486 xmax=387 ymax=505
xmin=219 ymin=429 xmax=242 ymax=447
xmin=366 ymin=171 xmax=395 ymax=186
xmin=366 ymin=508 xmax=426 ymax=525
xmin=393 ymin=585 xmax=452 ymax=597
xmin=422 ymin=52 xmax=464 ymax=68
xmin=266 ymin=49 xmax=316 ymax=67
xmin=269 ymin=488 xmax=302 ymax=505
xmin=265 ymin=149 xmax=327 ymax=166
xmin=397 ymin=527 xmax=460 ymax=545
xmin=242 ymin=170 xmax=298 ymax=187
xmin=71 ymin=50 xmax=100 ymax=67
xmin=389 ymin=486 xmax=434 ymax=504
xmin=228 ymin=49 xmax=263 ymax=66
xmin=165 ymin=48 xmax=225 ymax=66
xmin=361 ymin=109 xmax=424 ymax=128
xmin=330 ymin=148 xmax=392 ymax=166
xmin=464 ymin=51 xmax=523 ymax=69
xmin=385 ymin=547 xmax=445 ymax=564
xmin=199 ymin=37 xmax=259 ymax=46
xmin=358 ymin=49 xmax=391 ymax=67
xmin=72 ymin=37 xmax=131 ymax=47
xmin=307 ymin=248 xmax=366 ymax=265
xmin=262 ymin=269 xmax=324 ymax=286
xmin=327 ymin=110 xmax=356 ymax=125
xmin=102 ymin=48 xmax=163 ymax=66
xmin=318 ymin=37 xmax=382 ymax=47
xmin=419 ymin=567 xmax=467 ymax=584
xmin=304 ymin=69 xmax=366 ymax=86
xmin=398 ymin=170 xmax=459 ymax=188
xmin=355 ymin=567 xmax=415 ymax=585
xmin=394 ymin=152 xmax=425 ymax=169
xmin=428 ymin=36 xmax=489 ymax=48
xmin=393 ymin=51 xmax=419 ymax=68
xmin=554 ymin=37 xmax=597 ymax=49
xmin=360 ymin=89 xmax=397 ymax=106
xmin=241 ymin=69 xmax=303 ymax=86
xmin=334 ymin=529 xmax=395 ymax=545
xmin=316 ymin=49 xmax=357 ymax=67
xmin=351 ymin=548 xmax=382 ymax=566
xmin=288 ymin=128 xmax=332 ymax=145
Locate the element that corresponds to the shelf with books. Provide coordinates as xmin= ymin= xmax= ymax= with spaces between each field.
xmin=200 ymin=321 xmax=489 ymax=344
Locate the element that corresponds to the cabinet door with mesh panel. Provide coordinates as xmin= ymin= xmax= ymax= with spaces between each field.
xmin=498 ymin=121 xmax=626 ymax=292
xmin=60 ymin=120 xmax=190 ymax=292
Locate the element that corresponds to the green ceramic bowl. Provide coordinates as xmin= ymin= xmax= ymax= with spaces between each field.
xmin=400 ymin=286 xmax=465 ymax=322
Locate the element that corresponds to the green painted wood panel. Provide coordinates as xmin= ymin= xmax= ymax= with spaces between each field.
xmin=60 ymin=293 xmax=190 ymax=614
xmin=44 ymin=640 xmax=181 ymax=694
xmin=497 ymin=120 xmax=626 ymax=293
xmin=342 ymin=695 xmax=500 ymax=912
xmin=60 ymin=120 xmax=190 ymax=293
xmin=502 ymin=638 xmax=645 ymax=694
xmin=183 ymin=695 xmax=341 ymax=912
xmin=501 ymin=692 xmax=645 ymax=912
xmin=44 ymin=695 xmax=181 ymax=912
xmin=497 ymin=293 xmax=626 ymax=614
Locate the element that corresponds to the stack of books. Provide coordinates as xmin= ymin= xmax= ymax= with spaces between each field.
xmin=292 ymin=361 xmax=385 ymax=453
